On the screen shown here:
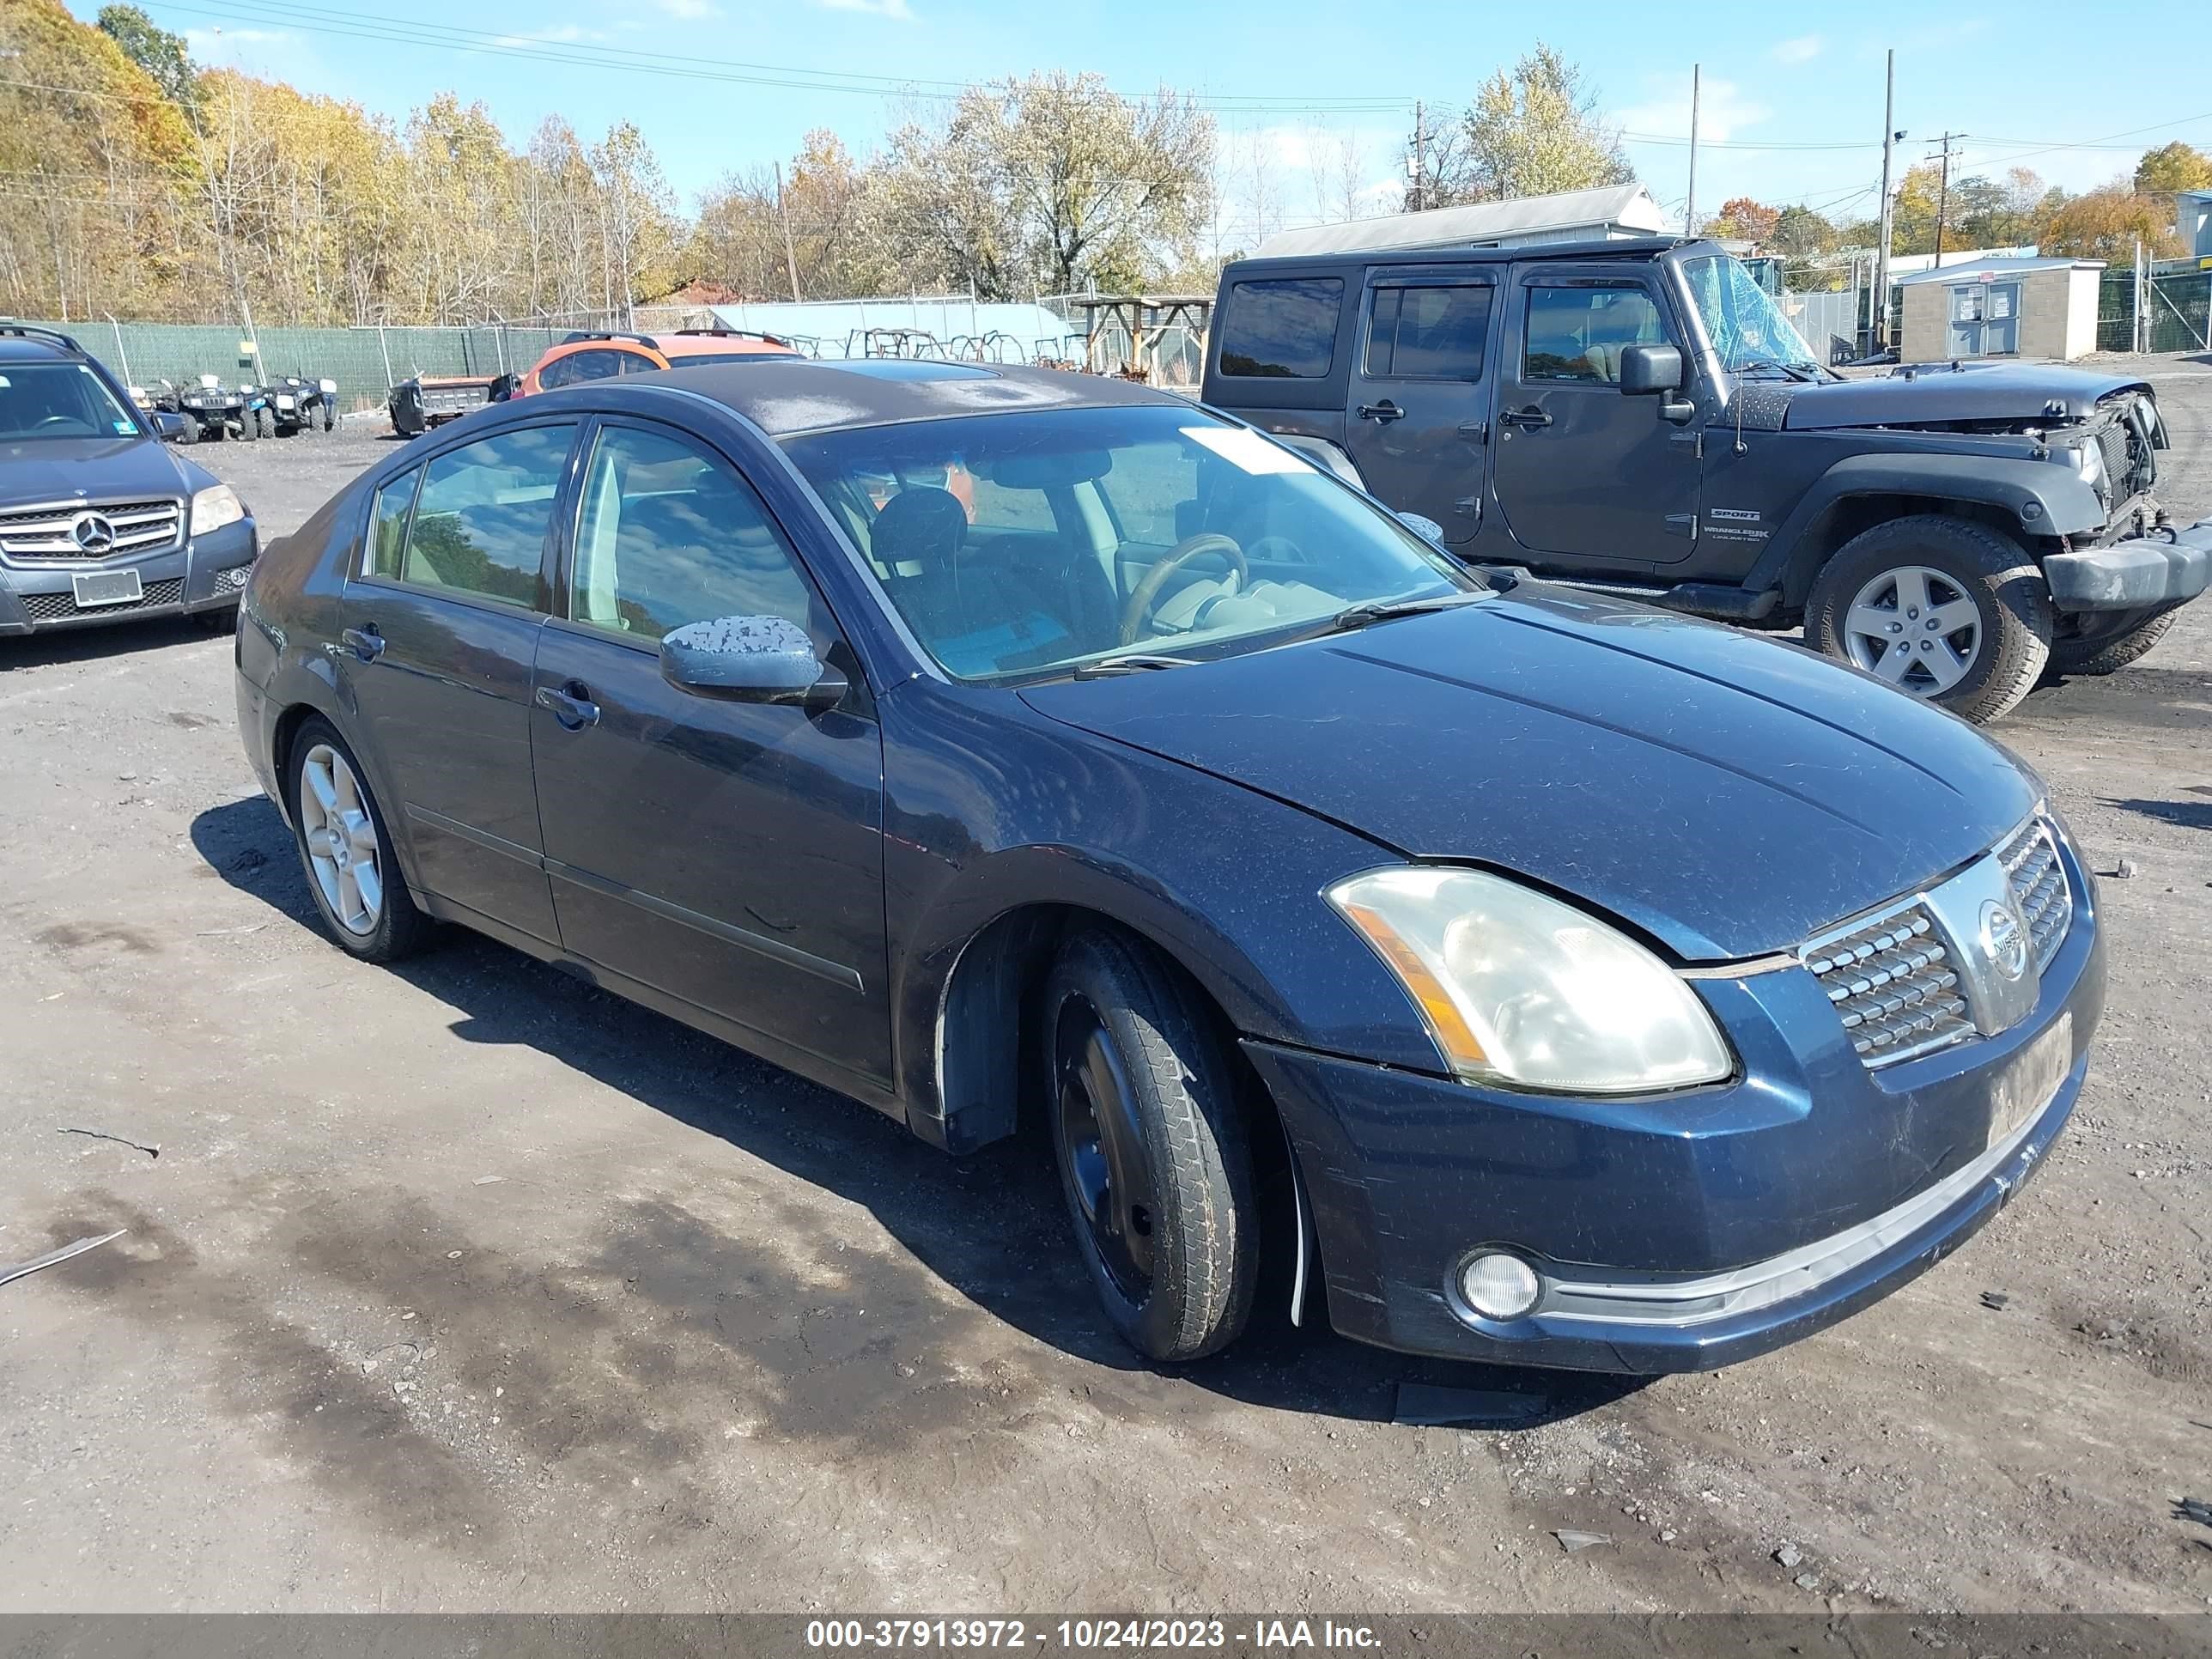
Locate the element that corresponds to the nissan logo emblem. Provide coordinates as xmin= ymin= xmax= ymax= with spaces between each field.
xmin=1978 ymin=899 xmax=2029 ymax=982
xmin=70 ymin=512 xmax=117 ymax=553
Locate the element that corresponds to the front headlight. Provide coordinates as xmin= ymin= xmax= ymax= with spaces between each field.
xmin=319 ymin=379 xmax=337 ymax=393
xmin=191 ymin=483 xmax=246 ymax=536
xmin=1326 ymin=867 xmax=1733 ymax=1094
xmin=2065 ymin=439 xmax=2105 ymax=495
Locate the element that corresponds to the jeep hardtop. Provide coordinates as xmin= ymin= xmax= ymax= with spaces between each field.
xmin=1202 ymin=236 xmax=2209 ymax=720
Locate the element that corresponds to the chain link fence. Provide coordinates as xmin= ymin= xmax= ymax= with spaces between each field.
xmin=2096 ymin=265 xmax=2212 ymax=355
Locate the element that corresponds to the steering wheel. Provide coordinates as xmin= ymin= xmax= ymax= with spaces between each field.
xmin=1245 ymin=534 xmax=1307 ymax=565
xmin=1118 ymin=533 xmax=1249 ymax=646
xmin=34 ymin=416 xmax=77 ymax=431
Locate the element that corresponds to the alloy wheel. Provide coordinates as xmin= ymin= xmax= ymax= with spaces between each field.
xmin=297 ymin=743 xmax=384 ymax=936
xmin=1053 ymin=994 xmax=1158 ymax=1302
xmin=1843 ymin=564 xmax=1983 ymax=696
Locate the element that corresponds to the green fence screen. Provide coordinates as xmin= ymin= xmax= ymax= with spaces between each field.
xmin=2096 ymin=266 xmax=2212 ymax=355
xmin=8 ymin=319 xmax=584 ymax=412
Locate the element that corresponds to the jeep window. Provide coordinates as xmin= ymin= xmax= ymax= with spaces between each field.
xmin=1523 ymin=287 xmax=1669 ymax=385
xmin=1365 ymin=284 xmax=1492 ymax=379
xmin=1680 ymin=253 xmax=1822 ymax=377
xmin=0 ymin=362 xmax=141 ymax=441
xmin=539 ymin=349 xmax=623 ymax=390
xmin=1218 ymin=278 xmax=1343 ymax=378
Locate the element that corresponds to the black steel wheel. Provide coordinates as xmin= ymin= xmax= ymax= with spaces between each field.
xmin=1042 ymin=926 xmax=1257 ymax=1363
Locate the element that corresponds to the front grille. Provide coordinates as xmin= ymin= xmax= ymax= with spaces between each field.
xmin=20 ymin=577 xmax=185 ymax=622
xmin=1999 ymin=819 xmax=2072 ymax=975
xmin=0 ymin=498 xmax=184 ymax=562
xmin=1800 ymin=902 xmax=1972 ymax=1064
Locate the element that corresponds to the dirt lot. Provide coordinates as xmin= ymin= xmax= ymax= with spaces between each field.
xmin=3 ymin=383 xmax=2209 ymax=1616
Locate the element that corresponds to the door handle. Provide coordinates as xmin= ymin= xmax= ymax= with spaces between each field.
xmin=534 ymin=681 xmax=600 ymax=730
xmin=1356 ymin=401 xmax=1405 ymax=423
xmin=1500 ymin=407 xmax=1553 ymax=430
xmin=340 ymin=624 xmax=384 ymax=663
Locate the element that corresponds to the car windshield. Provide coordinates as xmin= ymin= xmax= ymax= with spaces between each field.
xmin=1680 ymin=252 xmax=1825 ymax=377
xmin=664 ymin=350 xmax=800 ymax=368
xmin=0 ymin=362 xmax=142 ymax=441
xmin=782 ymin=404 xmax=1476 ymax=684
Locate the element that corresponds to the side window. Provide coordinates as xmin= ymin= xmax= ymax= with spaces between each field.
xmin=1522 ymin=286 xmax=1669 ymax=385
xmin=400 ymin=423 xmax=575 ymax=610
xmin=367 ymin=465 xmax=420 ymax=579
xmin=539 ymin=349 xmax=622 ymax=390
xmin=1365 ymin=284 xmax=1492 ymax=379
xmin=615 ymin=348 xmax=664 ymax=374
xmin=1218 ymin=277 xmax=1344 ymax=379
xmin=570 ymin=424 xmax=819 ymax=642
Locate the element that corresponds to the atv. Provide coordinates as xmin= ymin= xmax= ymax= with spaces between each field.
xmin=174 ymin=375 xmax=274 ymax=442
xmin=267 ymin=374 xmax=338 ymax=435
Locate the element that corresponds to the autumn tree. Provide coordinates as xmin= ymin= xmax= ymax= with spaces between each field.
xmin=2039 ymin=185 xmax=2183 ymax=264
xmin=2134 ymin=142 xmax=2212 ymax=196
xmin=1708 ymin=197 xmax=1779 ymax=243
xmin=1427 ymin=46 xmax=1633 ymax=206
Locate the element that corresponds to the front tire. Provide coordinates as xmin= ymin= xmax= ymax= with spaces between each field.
xmin=2050 ymin=605 xmax=2177 ymax=676
xmin=285 ymin=718 xmax=434 ymax=963
xmin=1805 ymin=515 xmax=2053 ymax=723
xmin=1042 ymin=927 xmax=1257 ymax=1363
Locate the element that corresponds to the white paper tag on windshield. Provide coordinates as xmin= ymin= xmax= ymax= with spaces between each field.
xmin=1182 ymin=425 xmax=1314 ymax=475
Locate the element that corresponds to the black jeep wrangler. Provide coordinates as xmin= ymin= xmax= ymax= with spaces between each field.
xmin=1203 ymin=237 xmax=2209 ymax=721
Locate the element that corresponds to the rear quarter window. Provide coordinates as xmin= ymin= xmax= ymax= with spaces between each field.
xmin=1218 ymin=277 xmax=1344 ymax=379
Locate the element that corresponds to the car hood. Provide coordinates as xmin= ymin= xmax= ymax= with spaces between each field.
xmin=0 ymin=437 xmax=192 ymax=506
xmin=1018 ymin=589 xmax=2036 ymax=960
xmin=1781 ymin=362 xmax=2151 ymax=430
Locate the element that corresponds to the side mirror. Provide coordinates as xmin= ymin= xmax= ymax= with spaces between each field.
xmin=1395 ymin=510 xmax=1446 ymax=544
xmin=151 ymin=410 xmax=189 ymax=443
xmin=489 ymin=373 xmax=518 ymax=403
xmin=1618 ymin=343 xmax=1685 ymax=394
xmin=659 ymin=615 xmax=847 ymax=710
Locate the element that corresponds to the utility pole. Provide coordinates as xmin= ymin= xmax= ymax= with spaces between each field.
xmin=1409 ymin=100 xmax=1426 ymax=213
xmin=774 ymin=161 xmax=802 ymax=302
xmin=1875 ymin=49 xmax=1898 ymax=350
xmin=1685 ymin=64 xmax=1700 ymax=237
xmin=1930 ymin=131 xmax=1966 ymax=269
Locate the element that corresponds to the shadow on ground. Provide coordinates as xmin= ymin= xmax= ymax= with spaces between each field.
xmin=0 ymin=613 xmax=223 ymax=672
xmin=187 ymin=793 xmax=1639 ymax=1432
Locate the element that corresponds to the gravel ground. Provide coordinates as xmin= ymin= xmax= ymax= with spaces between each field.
xmin=3 ymin=378 xmax=2209 ymax=1614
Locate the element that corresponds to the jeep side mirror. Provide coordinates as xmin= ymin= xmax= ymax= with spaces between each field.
xmin=151 ymin=410 xmax=189 ymax=443
xmin=659 ymin=615 xmax=848 ymax=711
xmin=1619 ymin=344 xmax=1685 ymax=394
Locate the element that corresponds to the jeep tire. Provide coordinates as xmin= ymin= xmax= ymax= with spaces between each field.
xmin=2050 ymin=605 xmax=2177 ymax=677
xmin=1805 ymin=515 xmax=2053 ymax=724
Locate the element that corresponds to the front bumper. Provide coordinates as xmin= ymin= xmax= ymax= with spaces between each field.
xmin=2045 ymin=516 xmax=2211 ymax=612
xmin=1249 ymin=844 xmax=2105 ymax=1374
xmin=0 ymin=519 xmax=258 ymax=636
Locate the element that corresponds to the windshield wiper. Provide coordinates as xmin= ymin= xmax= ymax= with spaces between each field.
xmin=1069 ymin=653 xmax=1200 ymax=679
xmin=1330 ymin=591 xmax=1488 ymax=631
xmin=1734 ymin=357 xmax=1821 ymax=383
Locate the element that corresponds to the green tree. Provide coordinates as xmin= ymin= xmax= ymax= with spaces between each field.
xmin=1429 ymin=45 xmax=1633 ymax=205
xmin=95 ymin=3 xmax=192 ymax=105
xmin=2134 ymin=142 xmax=2212 ymax=195
xmin=1770 ymin=204 xmax=1837 ymax=258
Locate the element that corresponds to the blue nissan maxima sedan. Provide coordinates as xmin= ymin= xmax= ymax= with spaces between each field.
xmin=234 ymin=360 xmax=2102 ymax=1370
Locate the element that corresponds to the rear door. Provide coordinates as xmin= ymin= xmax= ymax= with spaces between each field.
xmin=337 ymin=419 xmax=580 ymax=942
xmin=1342 ymin=268 xmax=1497 ymax=543
xmin=1491 ymin=264 xmax=1701 ymax=568
xmin=529 ymin=416 xmax=892 ymax=1083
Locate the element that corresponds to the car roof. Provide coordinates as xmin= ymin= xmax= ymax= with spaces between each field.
xmin=648 ymin=359 xmax=1187 ymax=438
xmin=1223 ymin=234 xmax=1687 ymax=276
xmin=647 ymin=333 xmax=795 ymax=357
xmin=0 ymin=337 xmax=82 ymax=364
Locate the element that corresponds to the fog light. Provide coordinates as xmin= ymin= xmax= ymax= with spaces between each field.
xmin=1460 ymin=1252 xmax=1541 ymax=1320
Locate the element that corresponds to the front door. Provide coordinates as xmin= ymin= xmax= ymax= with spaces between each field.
xmin=337 ymin=419 xmax=580 ymax=943
xmin=528 ymin=418 xmax=892 ymax=1083
xmin=1342 ymin=270 xmax=1497 ymax=543
xmin=1490 ymin=267 xmax=1701 ymax=568
xmin=1948 ymin=282 xmax=2021 ymax=357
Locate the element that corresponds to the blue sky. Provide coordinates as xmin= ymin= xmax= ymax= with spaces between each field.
xmin=101 ymin=0 xmax=2212 ymax=233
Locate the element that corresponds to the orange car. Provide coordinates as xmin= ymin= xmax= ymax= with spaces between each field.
xmin=509 ymin=328 xmax=800 ymax=397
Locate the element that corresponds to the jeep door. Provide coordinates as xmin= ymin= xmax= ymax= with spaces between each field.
xmin=1490 ymin=264 xmax=1701 ymax=568
xmin=1342 ymin=269 xmax=1497 ymax=544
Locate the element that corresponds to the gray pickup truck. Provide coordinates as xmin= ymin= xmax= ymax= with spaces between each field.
xmin=1202 ymin=237 xmax=2209 ymax=721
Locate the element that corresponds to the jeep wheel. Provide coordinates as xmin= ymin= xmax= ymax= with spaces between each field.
xmin=2050 ymin=605 xmax=2177 ymax=677
xmin=1805 ymin=516 xmax=2053 ymax=723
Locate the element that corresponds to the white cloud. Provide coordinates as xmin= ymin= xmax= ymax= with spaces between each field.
xmin=489 ymin=25 xmax=608 ymax=47
xmin=811 ymin=0 xmax=915 ymax=17
xmin=1617 ymin=73 xmax=1773 ymax=145
xmin=1771 ymin=34 xmax=1824 ymax=65
xmin=181 ymin=25 xmax=319 ymax=79
xmin=652 ymin=0 xmax=725 ymax=16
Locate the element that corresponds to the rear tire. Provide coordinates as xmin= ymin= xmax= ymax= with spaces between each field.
xmin=284 ymin=717 xmax=434 ymax=964
xmin=2050 ymin=606 xmax=2177 ymax=676
xmin=1042 ymin=926 xmax=1258 ymax=1363
xmin=253 ymin=406 xmax=273 ymax=438
xmin=1805 ymin=515 xmax=2052 ymax=724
